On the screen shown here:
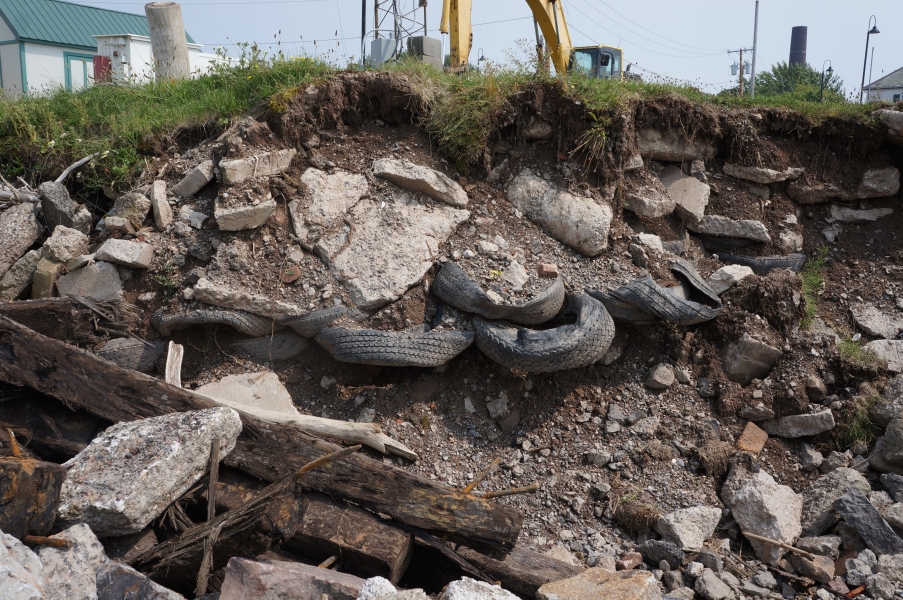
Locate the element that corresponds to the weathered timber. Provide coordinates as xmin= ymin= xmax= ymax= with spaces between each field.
xmin=458 ymin=546 xmax=585 ymax=598
xmin=0 ymin=315 xmax=522 ymax=555
xmin=0 ymin=456 xmax=67 ymax=538
xmin=0 ymin=420 xmax=86 ymax=458
xmin=0 ymin=298 xmax=97 ymax=344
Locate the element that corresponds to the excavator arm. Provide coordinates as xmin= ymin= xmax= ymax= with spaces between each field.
xmin=442 ymin=0 xmax=572 ymax=75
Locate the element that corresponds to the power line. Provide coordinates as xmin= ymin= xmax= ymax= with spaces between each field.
xmin=64 ymin=0 xmax=327 ymax=5
xmin=591 ymin=0 xmax=724 ymax=53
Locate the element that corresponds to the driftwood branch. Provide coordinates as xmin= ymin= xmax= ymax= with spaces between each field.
xmin=55 ymin=153 xmax=100 ymax=183
xmin=165 ymin=341 xmax=184 ymax=387
xmin=741 ymin=531 xmax=817 ymax=560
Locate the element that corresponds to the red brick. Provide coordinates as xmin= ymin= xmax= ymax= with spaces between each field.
xmin=538 ymin=263 xmax=559 ymax=278
xmin=736 ymin=421 xmax=768 ymax=454
xmin=616 ymin=551 xmax=643 ymax=570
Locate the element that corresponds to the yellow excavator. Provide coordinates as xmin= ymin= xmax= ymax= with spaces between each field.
xmin=439 ymin=0 xmax=627 ymax=80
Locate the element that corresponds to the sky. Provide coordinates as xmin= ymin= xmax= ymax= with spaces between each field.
xmin=69 ymin=0 xmax=902 ymax=96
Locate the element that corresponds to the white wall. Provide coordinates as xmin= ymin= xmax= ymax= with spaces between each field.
xmin=0 ymin=17 xmax=14 ymax=40
xmin=23 ymin=42 xmax=66 ymax=93
xmin=0 ymin=44 xmax=22 ymax=97
xmin=868 ymin=88 xmax=903 ymax=103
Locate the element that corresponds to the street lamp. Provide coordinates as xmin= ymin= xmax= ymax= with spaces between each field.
xmin=859 ymin=16 xmax=879 ymax=103
xmin=820 ymin=60 xmax=833 ymax=103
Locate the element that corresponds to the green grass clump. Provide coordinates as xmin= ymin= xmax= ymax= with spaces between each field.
xmin=838 ymin=335 xmax=886 ymax=372
xmin=800 ymin=246 xmax=829 ymax=328
xmin=835 ymin=394 xmax=881 ymax=450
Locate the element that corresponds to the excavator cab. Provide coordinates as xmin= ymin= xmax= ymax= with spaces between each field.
xmin=569 ymin=45 xmax=624 ymax=80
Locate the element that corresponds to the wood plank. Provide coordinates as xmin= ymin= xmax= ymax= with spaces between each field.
xmin=0 ymin=298 xmax=97 ymax=344
xmin=0 ymin=315 xmax=521 ymax=555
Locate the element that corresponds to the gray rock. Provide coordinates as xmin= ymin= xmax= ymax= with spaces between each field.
xmin=800 ymin=444 xmax=824 ymax=472
xmin=171 ymin=160 xmax=214 ymax=197
xmin=31 ymin=257 xmax=64 ymax=299
xmin=880 ymin=473 xmax=903 ymax=502
xmin=646 ymin=363 xmax=675 ymax=390
xmin=834 ymin=487 xmax=903 ymax=555
xmin=722 ymin=164 xmax=804 ymax=184
xmin=667 ymin=176 xmax=710 ymax=223
xmin=507 ymin=170 xmax=612 ymax=257
xmin=637 ymin=128 xmax=715 ymax=162
xmin=876 ymin=553 xmax=903 ymax=584
xmin=883 ymin=413 xmax=903 ymax=466
xmin=655 ymin=506 xmax=721 ymax=551
xmin=752 ymin=571 xmax=776 ymax=589
xmin=686 ymin=215 xmax=771 ymax=243
xmin=103 ymin=215 xmax=134 ymax=235
xmin=219 ymin=149 xmax=296 ymax=186
xmin=694 ymin=568 xmax=734 ymax=600
xmin=839 ymin=521 xmax=868 ymax=552
xmin=740 ymin=581 xmax=772 ymax=597
xmin=801 ymin=468 xmax=872 ymax=536
xmin=788 ymin=553 xmax=834 ymax=583
xmin=96 ymin=561 xmax=185 ymax=600
xmin=0 ymin=203 xmax=42 ymax=279
xmin=844 ymin=557 xmax=872 ymax=586
xmin=358 ymin=576 xmax=397 ymax=600
xmin=149 ymin=180 xmax=173 ymax=230
xmin=885 ymin=503 xmax=903 ymax=530
xmin=787 ymin=168 xmax=900 ymax=204
xmin=112 ymin=192 xmax=152 ymax=228
xmin=177 ymin=205 xmax=207 ymax=229
xmin=36 ymin=523 xmax=107 ymax=600
xmin=805 ymin=375 xmax=828 ymax=403
xmin=95 ymin=239 xmax=154 ymax=269
xmin=373 ymin=158 xmax=468 ymax=208
xmin=819 ymin=450 xmax=852 ymax=474
xmin=822 ymin=224 xmax=842 ymax=243
xmin=57 ymin=407 xmax=243 ymax=536
xmin=56 ymin=261 xmax=123 ymax=303
xmin=864 ymin=340 xmax=902 ymax=372
xmin=289 ymin=168 xmax=369 ymax=248
xmin=624 ymin=185 xmax=676 ymax=218
xmin=706 ymin=265 xmax=754 ymax=295
xmin=439 ymin=577 xmax=519 ymax=600
xmin=761 ymin=410 xmax=835 ymax=438
xmin=0 ymin=531 xmax=44 ymax=600
xmin=741 ymin=403 xmax=776 ymax=421
xmin=865 ymin=573 xmax=895 ymax=600
xmin=851 ymin=304 xmax=903 ymax=339
xmin=872 ymin=375 xmax=903 ymax=428
xmin=722 ymin=334 xmax=783 ymax=385
xmin=696 ymin=550 xmax=723 ymax=573
xmin=796 ymin=535 xmax=841 ymax=559
xmin=0 ymin=249 xmax=41 ymax=301
xmin=39 ymin=181 xmax=91 ymax=234
xmin=830 ymin=204 xmax=893 ymax=224
xmin=777 ymin=230 xmax=804 ymax=253
xmin=42 ymin=225 xmax=89 ymax=263
xmin=637 ymin=539 xmax=685 ymax=569
xmin=214 ymin=199 xmax=277 ymax=231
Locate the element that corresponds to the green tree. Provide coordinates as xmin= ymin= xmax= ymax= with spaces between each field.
xmin=755 ymin=61 xmax=845 ymax=101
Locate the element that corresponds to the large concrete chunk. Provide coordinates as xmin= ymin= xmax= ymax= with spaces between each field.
xmin=42 ymin=226 xmax=89 ymax=264
xmin=31 ymin=258 xmax=64 ymax=299
xmin=800 ymin=467 xmax=871 ymax=536
xmin=834 ymin=488 xmax=903 ymax=556
xmin=668 ymin=176 xmax=710 ymax=223
xmin=171 ymin=160 xmax=214 ymax=197
xmin=36 ymin=524 xmax=107 ymax=600
xmin=788 ymin=168 xmax=901 ymax=204
xmin=149 ymin=180 xmax=173 ymax=230
xmin=219 ymin=149 xmax=296 ymax=186
xmin=507 ymin=170 xmax=612 ymax=257
xmin=0 ymin=531 xmax=44 ymax=600
xmin=289 ymin=168 xmax=369 ymax=247
xmin=57 ymin=407 xmax=242 ymax=537
xmin=864 ymin=340 xmax=902 ymax=372
xmin=315 ymin=195 xmax=469 ymax=309
xmin=830 ymin=205 xmax=893 ymax=224
xmin=706 ymin=265 xmax=754 ymax=295
xmin=95 ymin=239 xmax=154 ymax=269
xmin=0 ymin=457 xmax=67 ymax=538
xmin=56 ymin=261 xmax=123 ymax=303
xmin=723 ymin=163 xmax=804 ymax=184
xmin=39 ymin=182 xmax=91 ymax=234
xmin=536 ymin=568 xmax=661 ymax=600
xmin=851 ymin=304 xmax=903 ymax=339
xmin=0 ymin=203 xmax=42 ymax=279
xmin=0 ymin=250 xmax=41 ymax=301
xmin=761 ymin=410 xmax=835 ymax=438
xmin=193 ymin=277 xmax=301 ymax=320
xmin=624 ymin=186 xmax=675 ymax=218
xmin=219 ymin=557 xmax=365 ymax=600
xmin=441 ymin=577 xmax=519 ymax=600
xmin=372 ymin=158 xmax=468 ymax=208
xmin=655 ymin=506 xmax=721 ymax=551
xmin=637 ymin=129 xmax=715 ymax=162
xmin=214 ymin=199 xmax=276 ymax=231
xmin=95 ymin=561 xmax=184 ymax=600
xmin=722 ymin=334 xmax=782 ymax=385
xmin=113 ymin=192 xmax=152 ymax=229
xmin=687 ymin=215 xmax=771 ymax=243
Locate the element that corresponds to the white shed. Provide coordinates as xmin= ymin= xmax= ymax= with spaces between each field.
xmin=867 ymin=66 xmax=903 ymax=104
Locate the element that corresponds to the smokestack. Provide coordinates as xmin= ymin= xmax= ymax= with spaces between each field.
xmin=789 ymin=26 xmax=807 ymax=66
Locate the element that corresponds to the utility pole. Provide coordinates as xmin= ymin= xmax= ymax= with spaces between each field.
xmin=867 ymin=46 xmax=875 ymax=102
xmin=728 ymin=48 xmax=752 ymax=96
xmin=361 ymin=0 xmax=367 ymax=66
xmin=750 ymin=0 xmax=759 ymax=97
xmin=739 ymin=49 xmax=744 ymax=96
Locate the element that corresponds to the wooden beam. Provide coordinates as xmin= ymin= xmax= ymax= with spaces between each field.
xmin=0 ymin=298 xmax=97 ymax=345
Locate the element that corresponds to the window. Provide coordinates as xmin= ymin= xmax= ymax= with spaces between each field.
xmin=894 ymin=93 xmax=901 ymax=103
xmin=64 ymin=53 xmax=94 ymax=91
xmin=572 ymin=50 xmax=595 ymax=75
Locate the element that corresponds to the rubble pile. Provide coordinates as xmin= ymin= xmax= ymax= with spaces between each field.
xmin=1 ymin=72 xmax=903 ymax=599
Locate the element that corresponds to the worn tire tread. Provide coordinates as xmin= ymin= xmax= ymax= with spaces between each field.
xmin=280 ymin=306 xmax=361 ymax=337
xmin=152 ymin=307 xmax=276 ymax=337
xmin=316 ymin=328 xmax=474 ymax=367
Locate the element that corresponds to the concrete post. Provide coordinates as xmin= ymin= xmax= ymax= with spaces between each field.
xmin=144 ymin=2 xmax=191 ymax=80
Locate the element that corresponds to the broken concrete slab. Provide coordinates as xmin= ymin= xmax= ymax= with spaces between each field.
xmin=788 ymin=168 xmax=901 ymax=204
xmin=441 ymin=577 xmax=519 ymax=600
xmin=95 ymin=239 xmax=155 ymax=269
xmin=706 ymin=265 xmax=754 ymax=295
xmin=36 ymin=523 xmax=107 ymax=600
xmin=95 ymin=561 xmax=185 ymax=600
xmin=30 ymin=257 xmax=64 ymax=299
xmin=0 ymin=531 xmax=44 ymax=600
xmin=219 ymin=149 xmax=296 ymax=186
xmin=373 ymin=158 xmax=468 ymax=208
xmin=0 ymin=203 xmax=42 ymax=279
xmin=624 ymin=179 xmax=675 ymax=218
xmin=214 ymin=198 xmax=277 ymax=231
xmin=219 ymin=557 xmax=365 ymax=600
xmin=668 ymin=176 xmax=710 ymax=223
xmin=801 ymin=468 xmax=872 ymax=536
xmin=0 ymin=456 xmax=67 ymax=538
xmin=177 ymin=205 xmax=208 ymax=229
xmin=113 ymin=191 xmax=152 ymax=229
xmin=851 ymin=304 xmax=903 ymax=340
xmin=536 ymin=568 xmax=661 ymax=600
xmin=687 ymin=215 xmax=771 ymax=243
xmin=39 ymin=181 xmax=91 ymax=234
xmin=56 ymin=261 xmax=123 ymax=303
xmin=637 ymin=128 xmax=715 ymax=162
xmin=834 ymin=487 xmax=903 ymax=556
xmin=289 ymin=168 xmax=369 ymax=248
xmin=171 ymin=160 xmax=215 ymax=197
xmin=57 ymin=407 xmax=242 ymax=536
xmin=193 ymin=277 xmax=303 ymax=320
xmin=655 ymin=506 xmax=721 ymax=551
xmin=103 ymin=216 xmax=135 ymax=235
xmin=864 ymin=340 xmax=901 ymax=372
xmin=0 ymin=249 xmax=41 ymax=301
xmin=830 ymin=204 xmax=893 ymax=224
xmin=761 ymin=410 xmax=836 ymax=438
xmin=723 ymin=163 xmax=804 ymax=184
xmin=507 ymin=170 xmax=612 ymax=257
xmin=722 ymin=334 xmax=783 ymax=385
xmin=42 ymin=225 xmax=89 ymax=264
xmin=315 ymin=194 xmax=469 ymax=309
xmin=150 ymin=180 xmax=173 ymax=230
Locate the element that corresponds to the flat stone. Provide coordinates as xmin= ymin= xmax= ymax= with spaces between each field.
xmin=687 ymin=215 xmax=771 ymax=243
xmin=42 ymin=225 xmax=89 ymax=263
xmin=0 ymin=203 xmax=42 ymax=279
xmin=214 ymin=199 xmax=276 ymax=231
xmin=834 ymin=487 xmax=903 ymax=555
xmin=0 ymin=457 xmax=67 ymax=538
xmin=0 ymin=249 xmax=41 ymax=301
xmin=740 ymin=403 xmax=775 ymax=421
xmin=637 ymin=539 xmax=685 ymax=569
xmin=667 ymin=176 xmax=710 ymax=223
xmin=801 ymin=467 xmax=871 ymax=536
xmin=787 ymin=168 xmax=900 ymax=204
xmin=39 ymin=181 xmax=91 ymax=234
xmin=193 ymin=277 xmax=300 ymax=319
xmin=851 ymin=304 xmax=903 ymax=340
xmin=637 ymin=233 xmax=664 ymax=253
xmin=788 ymin=553 xmax=834 ymax=583
xmin=722 ymin=334 xmax=782 ymax=385
xmin=149 ymin=180 xmax=173 ymax=230
xmin=373 ymin=158 xmax=468 ymax=208
xmin=882 ymin=413 xmax=903 ymax=466
xmin=723 ymin=163 xmax=803 ymax=184
xmin=113 ymin=192 xmax=152 ymax=228
xmin=655 ymin=506 xmax=721 ymax=551
xmin=694 ymin=568 xmax=733 ymax=600
xmin=315 ymin=195 xmax=468 ymax=309
xmin=796 ymin=536 xmax=841 ymax=559
xmin=637 ymin=128 xmax=715 ymax=162
xmin=537 ymin=568 xmax=661 ymax=600
xmin=695 ymin=550 xmax=723 ymax=573
xmin=538 ymin=263 xmax=559 ymax=278
xmin=507 ymin=170 xmax=612 ymax=257
xmin=616 ymin=552 xmax=643 ymax=570
xmin=736 ymin=421 xmax=768 ymax=454
xmin=103 ymin=216 xmax=135 ymax=235
xmin=171 ymin=160 xmax=214 ymax=197
xmin=95 ymin=561 xmax=185 ymax=600
xmin=30 ymin=257 xmax=64 ymax=299
xmin=864 ymin=340 xmax=901 ymax=372
xmin=740 ymin=581 xmax=771 ymax=597
xmin=631 ymin=416 xmax=660 ymax=436
xmin=819 ymin=450 xmax=851 ymax=474
xmin=440 ymin=577 xmax=519 ymax=600
xmin=56 ymin=261 xmax=123 ymax=303
xmin=624 ymin=186 xmax=675 ymax=218
xmin=36 ymin=523 xmax=107 ymax=600
xmin=219 ymin=557 xmax=364 ymax=600
xmin=95 ymin=239 xmax=154 ymax=269
xmin=219 ymin=149 xmax=296 ymax=186
xmin=761 ymin=410 xmax=835 ymax=438
xmin=290 ymin=168 xmax=369 ymax=248
xmin=57 ymin=407 xmax=242 ymax=536
xmin=646 ymin=363 xmax=675 ymax=390
xmin=0 ymin=531 xmax=44 ymax=600
xmin=830 ymin=204 xmax=893 ymax=224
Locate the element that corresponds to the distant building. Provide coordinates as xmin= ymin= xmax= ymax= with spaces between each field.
xmin=0 ymin=0 xmax=220 ymax=97
xmin=867 ymin=66 xmax=903 ymax=103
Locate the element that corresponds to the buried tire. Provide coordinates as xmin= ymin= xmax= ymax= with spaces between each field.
xmin=152 ymin=307 xmax=277 ymax=337
xmin=473 ymin=294 xmax=615 ymax=373
xmin=280 ymin=306 xmax=362 ymax=337
xmin=315 ymin=328 xmax=475 ymax=367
